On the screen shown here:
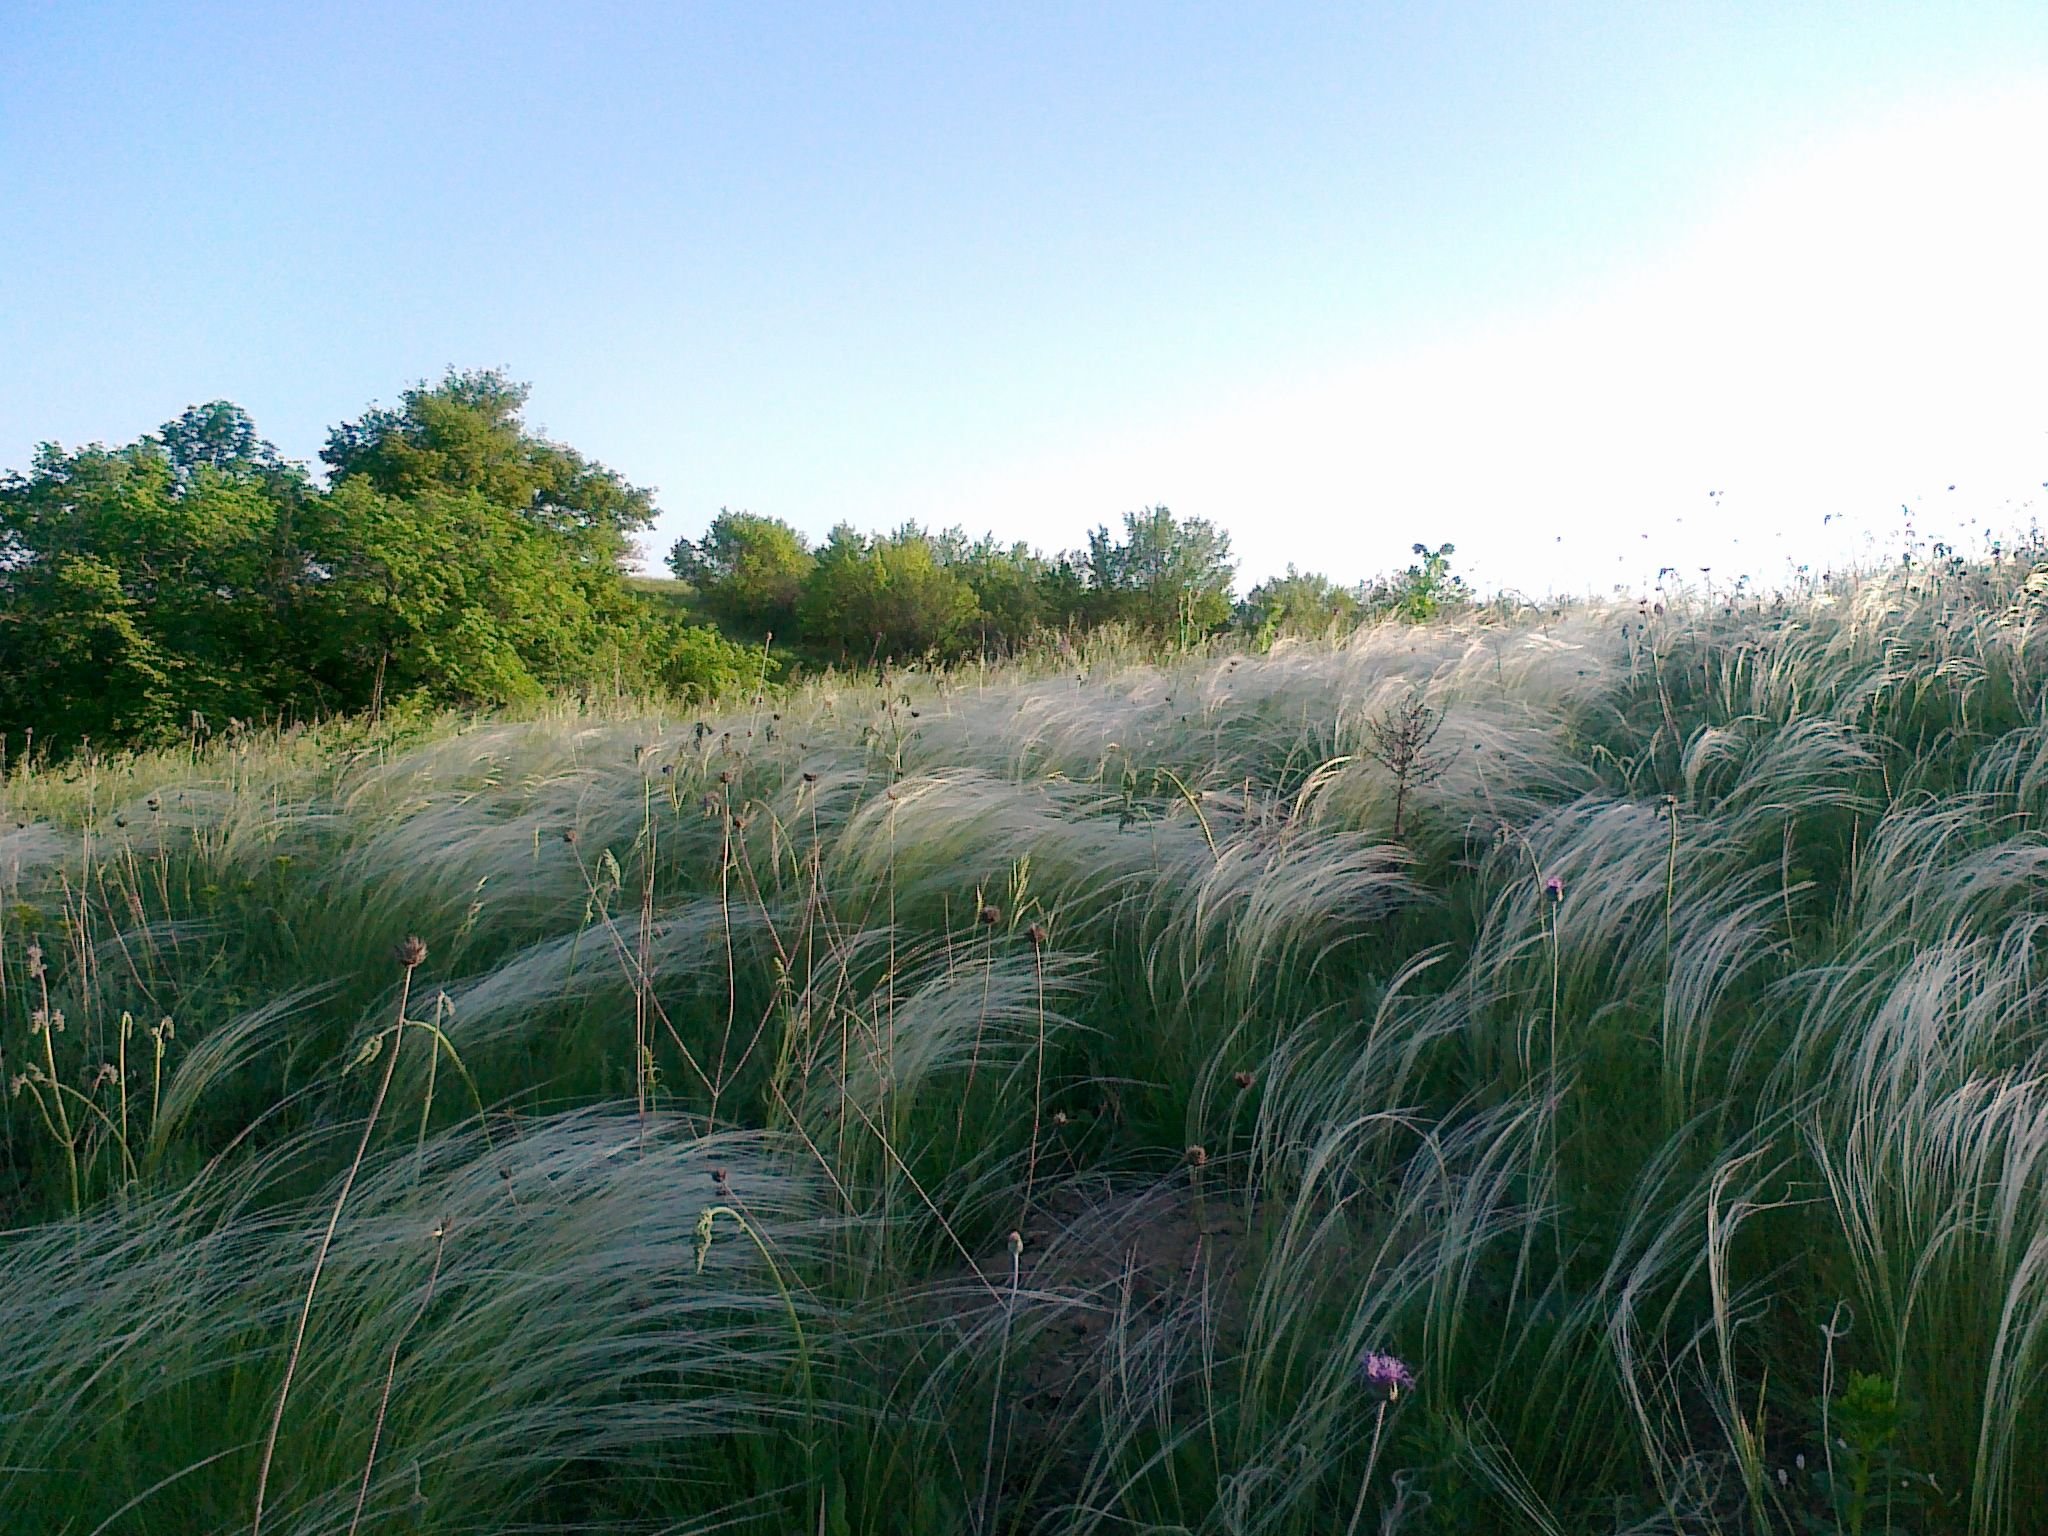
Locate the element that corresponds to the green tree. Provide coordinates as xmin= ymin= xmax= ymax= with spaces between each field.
xmin=323 ymin=369 xmax=654 ymax=562
xmin=667 ymin=510 xmax=814 ymax=637
xmin=1241 ymin=566 xmax=1363 ymax=639
xmin=297 ymin=479 xmax=565 ymax=711
xmin=796 ymin=524 xmax=980 ymax=659
xmin=1096 ymin=506 xmax=1237 ymax=639
xmin=946 ymin=533 xmax=1048 ymax=652
xmin=1035 ymin=556 xmax=1093 ymax=632
xmin=314 ymin=370 xmax=672 ymax=712
xmin=1371 ymin=542 xmax=1469 ymax=622
xmin=0 ymin=434 xmax=307 ymax=752
xmin=643 ymin=616 xmax=764 ymax=702
xmin=1 ymin=375 xmax=712 ymax=757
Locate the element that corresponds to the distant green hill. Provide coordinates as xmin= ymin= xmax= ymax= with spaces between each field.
xmin=625 ymin=572 xmax=700 ymax=616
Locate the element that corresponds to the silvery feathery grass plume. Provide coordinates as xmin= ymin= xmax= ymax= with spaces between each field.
xmin=1356 ymin=1351 xmax=1414 ymax=1403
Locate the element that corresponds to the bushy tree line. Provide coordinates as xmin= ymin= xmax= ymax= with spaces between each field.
xmin=672 ymin=508 xmax=1467 ymax=660
xmin=673 ymin=506 xmax=1246 ymax=657
xmin=672 ymin=504 xmax=1257 ymax=657
xmin=0 ymin=371 xmax=758 ymax=758
xmin=4 ymin=367 xmax=1474 ymax=758
xmin=1238 ymin=541 xmax=1470 ymax=639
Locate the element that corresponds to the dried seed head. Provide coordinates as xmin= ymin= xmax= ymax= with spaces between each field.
xmin=1026 ymin=921 xmax=1048 ymax=947
xmin=1185 ymin=1144 xmax=1208 ymax=1168
xmin=393 ymin=936 xmax=429 ymax=970
xmin=562 ymin=827 xmax=579 ymax=845
xmin=979 ymin=904 xmax=1001 ymax=927
xmin=1006 ymin=1230 xmax=1024 ymax=1258
xmin=24 ymin=941 xmax=44 ymax=979
xmin=1544 ymin=875 xmax=1565 ymax=904
xmin=711 ymin=1167 xmax=730 ymax=1188
xmin=1234 ymin=1070 xmax=1256 ymax=1090
xmin=801 ymin=770 xmax=819 ymax=784
xmin=718 ymin=769 xmax=734 ymax=785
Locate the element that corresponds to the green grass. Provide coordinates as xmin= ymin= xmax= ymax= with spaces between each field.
xmin=6 ymin=558 xmax=2048 ymax=1532
xmin=625 ymin=572 xmax=700 ymax=615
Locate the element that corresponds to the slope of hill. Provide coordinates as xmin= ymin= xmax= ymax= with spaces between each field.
xmin=4 ymin=559 xmax=2046 ymax=1533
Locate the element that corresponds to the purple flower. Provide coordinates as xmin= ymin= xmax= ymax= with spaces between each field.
xmin=1543 ymin=875 xmax=1565 ymax=904
xmin=1356 ymin=1351 xmax=1414 ymax=1403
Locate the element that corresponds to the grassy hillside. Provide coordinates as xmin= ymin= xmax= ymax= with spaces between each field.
xmin=5 ymin=559 xmax=2048 ymax=1533
xmin=624 ymin=571 xmax=701 ymax=616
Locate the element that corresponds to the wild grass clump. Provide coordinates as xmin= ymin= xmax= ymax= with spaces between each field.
xmin=8 ymin=554 xmax=2048 ymax=1531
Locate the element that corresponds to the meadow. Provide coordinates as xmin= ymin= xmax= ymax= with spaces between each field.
xmin=6 ymin=555 xmax=2048 ymax=1534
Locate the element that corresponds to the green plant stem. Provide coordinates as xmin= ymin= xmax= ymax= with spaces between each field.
xmin=1344 ymin=1402 xmax=1390 ymax=1536
xmin=251 ymin=957 xmax=418 ymax=1536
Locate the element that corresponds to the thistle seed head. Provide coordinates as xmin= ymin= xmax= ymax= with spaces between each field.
xmin=1356 ymin=1350 xmax=1414 ymax=1403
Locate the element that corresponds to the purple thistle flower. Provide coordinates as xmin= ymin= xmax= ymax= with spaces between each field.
xmin=1544 ymin=874 xmax=1565 ymax=904
xmin=1356 ymin=1350 xmax=1414 ymax=1403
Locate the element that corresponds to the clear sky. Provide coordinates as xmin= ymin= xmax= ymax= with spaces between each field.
xmin=4 ymin=1 xmax=2046 ymax=597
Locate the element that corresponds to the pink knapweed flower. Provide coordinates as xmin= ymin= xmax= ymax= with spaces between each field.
xmin=1356 ymin=1351 xmax=1414 ymax=1403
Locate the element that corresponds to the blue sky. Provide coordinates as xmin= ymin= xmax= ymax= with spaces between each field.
xmin=4 ymin=2 xmax=2046 ymax=596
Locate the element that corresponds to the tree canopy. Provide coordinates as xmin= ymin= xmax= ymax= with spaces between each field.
xmin=797 ymin=524 xmax=981 ymax=658
xmin=667 ymin=510 xmax=814 ymax=637
xmin=323 ymin=369 xmax=655 ymax=561
xmin=1084 ymin=505 xmax=1237 ymax=639
xmin=0 ymin=374 xmax=749 ymax=758
xmin=3 ymin=371 xmax=1476 ymax=758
